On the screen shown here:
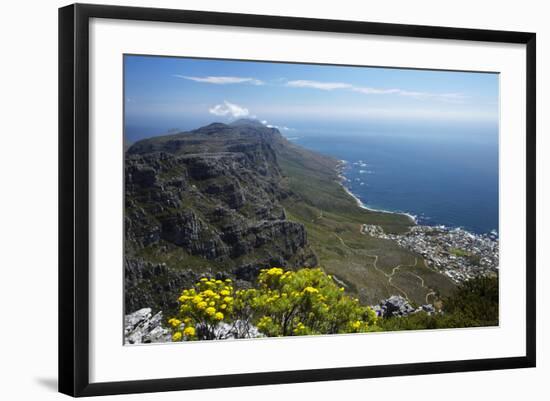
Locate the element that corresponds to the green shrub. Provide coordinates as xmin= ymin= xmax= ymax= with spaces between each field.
xmin=378 ymin=276 xmax=499 ymax=331
xmin=169 ymin=270 xmax=498 ymax=341
xmin=169 ymin=267 xmax=378 ymax=341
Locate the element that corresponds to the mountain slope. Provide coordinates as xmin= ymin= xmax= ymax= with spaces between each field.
xmin=125 ymin=120 xmax=455 ymax=313
xmin=125 ymin=120 xmax=317 ymax=313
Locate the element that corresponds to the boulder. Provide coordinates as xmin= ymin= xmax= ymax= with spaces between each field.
xmin=124 ymin=308 xmax=171 ymax=344
xmin=378 ymin=295 xmax=415 ymax=318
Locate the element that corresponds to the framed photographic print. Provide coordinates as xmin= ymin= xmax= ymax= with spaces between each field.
xmin=58 ymin=3 xmax=536 ymax=397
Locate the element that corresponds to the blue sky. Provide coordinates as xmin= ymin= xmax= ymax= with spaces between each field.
xmin=124 ymin=55 xmax=499 ymax=142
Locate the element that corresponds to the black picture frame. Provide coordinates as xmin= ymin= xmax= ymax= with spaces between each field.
xmin=59 ymin=3 xmax=536 ymax=397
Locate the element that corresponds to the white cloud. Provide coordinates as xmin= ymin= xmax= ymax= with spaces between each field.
xmin=209 ymin=101 xmax=249 ymax=118
xmin=259 ymin=119 xmax=293 ymax=131
xmin=174 ymin=75 xmax=264 ymax=85
xmin=287 ymin=79 xmax=467 ymax=103
xmin=286 ymin=80 xmax=352 ymax=91
xmin=351 ymin=87 xmax=401 ymax=95
xmin=175 ymin=74 xmax=466 ymax=102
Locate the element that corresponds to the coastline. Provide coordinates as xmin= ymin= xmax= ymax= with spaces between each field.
xmin=334 ymin=161 xmax=499 ymax=282
xmin=336 ymin=161 xmax=417 ymax=225
xmin=336 ymin=160 xmax=498 ymax=237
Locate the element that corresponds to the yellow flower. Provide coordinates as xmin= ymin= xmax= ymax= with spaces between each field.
xmin=257 ymin=316 xmax=272 ymax=329
xmin=293 ymin=322 xmax=306 ymax=334
xmin=172 ymin=332 xmax=182 ymax=341
xmin=200 ymin=278 xmax=208 ymax=282
xmin=266 ymin=267 xmax=284 ymax=276
xmin=223 ymin=296 xmax=233 ymax=304
xmin=303 ymin=286 xmax=319 ymax=294
xmin=192 ymin=295 xmax=203 ymax=304
xmin=168 ymin=318 xmax=182 ymax=328
xmin=220 ymin=289 xmax=230 ymax=296
xmin=183 ymin=327 xmax=196 ymax=337
xmin=205 ymin=307 xmax=216 ymax=316
xmin=197 ymin=301 xmax=207 ymax=309
xmin=352 ymin=320 xmax=361 ymax=329
xmin=220 ymin=304 xmax=227 ymax=310
xmin=209 ymin=301 xmax=216 ymax=306
xmin=214 ymin=312 xmax=224 ymax=320
xmin=225 ymin=278 xmax=232 ymax=283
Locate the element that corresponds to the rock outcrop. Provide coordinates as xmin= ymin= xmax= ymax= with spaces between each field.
xmin=373 ymin=296 xmax=437 ymax=318
xmin=124 ymin=307 xmax=263 ymax=344
xmin=376 ymin=295 xmax=416 ymax=317
xmin=124 ymin=308 xmax=171 ymax=344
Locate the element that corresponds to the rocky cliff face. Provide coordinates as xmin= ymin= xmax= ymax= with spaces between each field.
xmin=125 ymin=120 xmax=317 ymax=314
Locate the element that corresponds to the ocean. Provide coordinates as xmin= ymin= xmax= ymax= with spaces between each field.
xmin=289 ymin=132 xmax=499 ymax=235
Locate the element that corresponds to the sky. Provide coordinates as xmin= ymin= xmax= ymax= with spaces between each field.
xmin=124 ymin=55 xmax=499 ymax=143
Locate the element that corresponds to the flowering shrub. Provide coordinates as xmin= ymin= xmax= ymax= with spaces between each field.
xmin=167 ymin=277 xmax=236 ymax=341
xmin=248 ymin=267 xmax=378 ymax=337
xmin=169 ymin=268 xmax=378 ymax=341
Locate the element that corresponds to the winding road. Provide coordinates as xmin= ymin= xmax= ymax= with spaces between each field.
xmin=334 ymin=230 xmax=437 ymax=305
xmin=333 ymin=233 xmax=412 ymax=302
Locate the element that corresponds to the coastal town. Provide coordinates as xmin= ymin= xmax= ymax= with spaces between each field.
xmin=361 ymin=224 xmax=499 ymax=284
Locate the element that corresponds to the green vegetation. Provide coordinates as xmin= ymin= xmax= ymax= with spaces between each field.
xmin=449 ymin=247 xmax=482 ymax=266
xmin=450 ymin=248 xmax=470 ymax=257
xmin=169 ymin=267 xmax=379 ymax=341
xmin=168 ymin=270 xmax=498 ymax=341
xmin=377 ymin=276 xmax=499 ymax=331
